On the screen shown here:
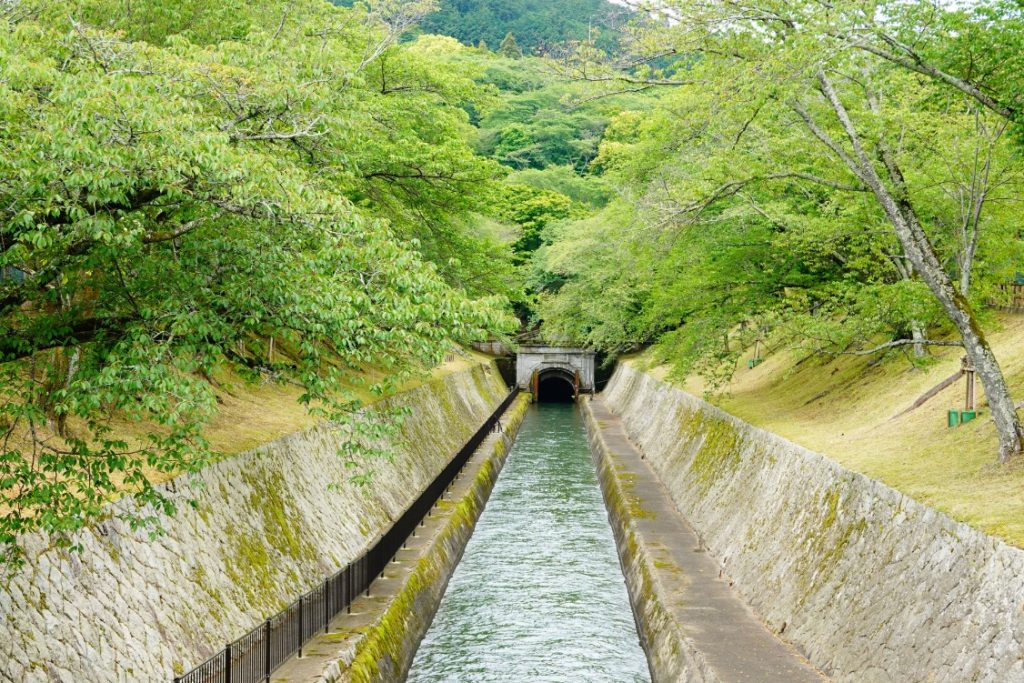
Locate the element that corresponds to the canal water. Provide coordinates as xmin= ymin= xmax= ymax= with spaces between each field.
xmin=407 ymin=402 xmax=651 ymax=682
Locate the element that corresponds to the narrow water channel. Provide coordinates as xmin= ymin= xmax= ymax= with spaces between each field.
xmin=407 ymin=402 xmax=651 ymax=682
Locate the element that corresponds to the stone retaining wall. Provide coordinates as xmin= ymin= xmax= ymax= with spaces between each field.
xmin=603 ymin=363 xmax=1024 ymax=683
xmin=1 ymin=363 xmax=507 ymax=683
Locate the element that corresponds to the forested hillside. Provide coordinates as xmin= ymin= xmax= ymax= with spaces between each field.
xmin=419 ymin=0 xmax=624 ymax=53
xmin=534 ymin=0 xmax=1024 ymax=462
xmin=4 ymin=0 xmax=1024 ymax=563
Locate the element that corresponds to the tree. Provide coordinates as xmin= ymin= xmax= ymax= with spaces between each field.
xmin=499 ymin=31 xmax=523 ymax=59
xmin=0 ymin=0 xmax=516 ymax=564
xmin=558 ymin=0 xmax=1024 ymax=461
xmin=493 ymin=185 xmax=584 ymax=260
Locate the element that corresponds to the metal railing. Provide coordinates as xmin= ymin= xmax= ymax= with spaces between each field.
xmin=174 ymin=388 xmax=519 ymax=683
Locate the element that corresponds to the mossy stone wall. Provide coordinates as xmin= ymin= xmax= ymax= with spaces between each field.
xmin=0 ymin=363 xmax=507 ymax=683
xmin=604 ymin=363 xmax=1024 ymax=683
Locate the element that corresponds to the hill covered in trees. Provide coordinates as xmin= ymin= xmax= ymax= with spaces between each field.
xmin=419 ymin=0 xmax=625 ymax=53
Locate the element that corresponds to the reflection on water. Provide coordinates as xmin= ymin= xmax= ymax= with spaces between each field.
xmin=407 ymin=403 xmax=651 ymax=683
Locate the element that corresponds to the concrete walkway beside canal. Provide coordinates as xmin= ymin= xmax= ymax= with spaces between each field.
xmin=584 ymin=396 xmax=828 ymax=683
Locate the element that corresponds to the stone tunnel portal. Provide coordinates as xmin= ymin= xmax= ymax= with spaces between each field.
xmin=515 ymin=346 xmax=596 ymax=403
xmin=536 ymin=367 xmax=578 ymax=403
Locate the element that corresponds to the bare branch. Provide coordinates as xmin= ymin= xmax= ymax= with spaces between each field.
xmin=790 ymin=99 xmax=869 ymax=184
xmin=840 ymin=338 xmax=963 ymax=356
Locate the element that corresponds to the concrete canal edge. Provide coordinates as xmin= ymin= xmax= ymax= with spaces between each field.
xmin=284 ymin=393 xmax=531 ymax=683
xmin=582 ymin=396 xmax=697 ymax=683
xmin=581 ymin=396 xmax=826 ymax=683
xmin=601 ymin=363 xmax=1024 ymax=683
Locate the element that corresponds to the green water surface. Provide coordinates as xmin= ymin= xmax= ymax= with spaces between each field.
xmin=407 ymin=402 xmax=651 ymax=682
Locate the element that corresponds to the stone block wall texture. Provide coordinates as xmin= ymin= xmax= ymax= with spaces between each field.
xmin=1 ymin=363 xmax=507 ymax=683
xmin=604 ymin=363 xmax=1024 ymax=683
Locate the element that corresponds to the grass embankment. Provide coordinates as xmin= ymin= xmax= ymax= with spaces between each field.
xmin=640 ymin=314 xmax=1024 ymax=547
xmin=141 ymin=349 xmax=496 ymax=483
xmin=4 ymin=349 xmax=495 ymax=503
xmin=169 ymin=349 xmax=494 ymax=458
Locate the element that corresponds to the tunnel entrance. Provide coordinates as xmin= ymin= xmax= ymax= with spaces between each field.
xmin=537 ymin=375 xmax=576 ymax=403
xmin=535 ymin=368 xmax=578 ymax=403
xmin=516 ymin=347 xmax=595 ymax=397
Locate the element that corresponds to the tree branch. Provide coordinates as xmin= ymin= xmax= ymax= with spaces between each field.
xmin=841 ymin=338 xmax=963 ymax=356
xmin=0 ymin=316 xmax=130 ymax=362
xmin=847 ymin=36 xmax=1015 ymax=120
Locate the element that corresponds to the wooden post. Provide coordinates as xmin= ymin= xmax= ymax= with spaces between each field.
xmin=754 ymin=338 xmax=762 ymax=361
xmin=962 ymin=356 xmax=977 ymax=411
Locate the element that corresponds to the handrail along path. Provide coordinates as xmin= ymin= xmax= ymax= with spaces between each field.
xmin=173 ymin=388 xmax=520 ymax=683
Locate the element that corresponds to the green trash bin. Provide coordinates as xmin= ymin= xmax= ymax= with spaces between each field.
xmin=961 ymin=410 xmax=978 ymax=424
xmin=948 ymin=409 xmax=961 ymax=428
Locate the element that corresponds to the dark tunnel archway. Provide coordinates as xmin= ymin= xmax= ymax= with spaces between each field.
xmin=536 ymin=368 xmax=578 ymax=403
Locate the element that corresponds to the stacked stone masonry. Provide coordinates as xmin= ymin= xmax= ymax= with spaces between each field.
xmin=0 ymin=363 xmax=507 ymax=683
xmin=603 ymin=363 xmax=1024 ymax=683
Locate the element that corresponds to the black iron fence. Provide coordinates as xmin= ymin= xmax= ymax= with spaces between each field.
xmin=174 ymin=388 xmax=519 ymax=683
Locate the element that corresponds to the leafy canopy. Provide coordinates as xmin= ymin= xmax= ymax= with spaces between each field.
xmin=0 ymin=0 xmax=516 ymax=564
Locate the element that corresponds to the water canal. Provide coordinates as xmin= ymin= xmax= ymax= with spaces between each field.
xmin=407 ymin=402 xmax=651 ymax=682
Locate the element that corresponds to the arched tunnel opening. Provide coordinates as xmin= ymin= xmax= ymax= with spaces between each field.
xmin=536 ymin=372 xmax=577 ymax=403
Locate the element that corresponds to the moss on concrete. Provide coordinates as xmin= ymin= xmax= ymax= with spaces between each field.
xmin=581 ymin=400 xmax=686 ymax=682
xmin=689 ymin=416 xmax=741 ymax=495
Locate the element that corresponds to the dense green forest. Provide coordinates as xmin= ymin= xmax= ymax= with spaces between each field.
xmin=3 ymin=0 xmax=1024 ymax=562
xmin=534 ymin=0 xmax=1024 ymax=463
xmin=419 ymin=0 xmax=624 ymax=53
xmin=333 ymin=0 xmax=625 ymax=53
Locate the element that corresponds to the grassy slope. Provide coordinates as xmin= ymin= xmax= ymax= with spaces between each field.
xmin=4 ymin=350 xmax=495 ymax=502
xmin=173 ymin=350 xmax=495 ymax=458
xmin=640 ymin=314 xmax=1024 ymax=547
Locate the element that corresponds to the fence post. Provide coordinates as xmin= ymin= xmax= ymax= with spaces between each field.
xmin=264 ymin=619 xmax=271 ymax=682
xmin=224 ymin=643 xmax=232 ymax=683
xmin=298 ymin=596 xmax=304 ymax=658
xmin=324 ymin=578 xmax=330 ymax=633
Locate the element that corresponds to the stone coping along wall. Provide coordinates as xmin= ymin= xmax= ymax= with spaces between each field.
xmin=1 ymin=362 xmax=507 ymax=683
xmin=603 ymin=363 xmax=1024 ymax=683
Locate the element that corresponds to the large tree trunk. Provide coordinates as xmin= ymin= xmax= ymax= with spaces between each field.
xmin=816 ymin=71 xmax=1024 ymax=461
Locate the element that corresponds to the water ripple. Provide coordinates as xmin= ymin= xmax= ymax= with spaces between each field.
xmin=407 ymin=403 xmax=651 ymax=683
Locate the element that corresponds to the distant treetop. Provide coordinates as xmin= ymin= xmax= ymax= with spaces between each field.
xmin=498 ymin=32 xmax=523 ymax=59
xmin=419 ymin=0 xmax=625 ymax=54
